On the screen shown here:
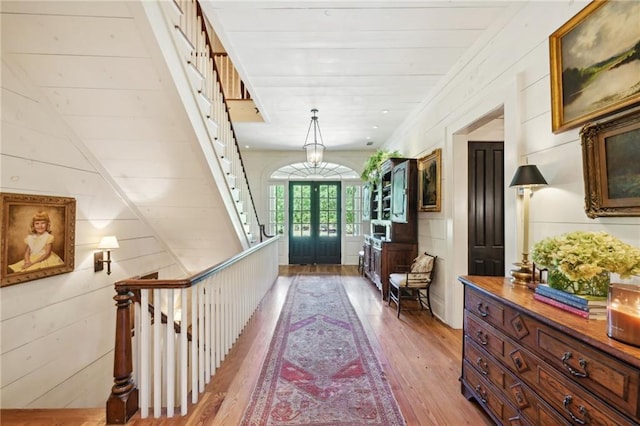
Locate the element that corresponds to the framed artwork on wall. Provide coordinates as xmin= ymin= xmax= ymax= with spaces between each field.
xmin=1 ymin=193 xmax=76 ymax=287
xmin=549 ymin=0 xmax=640 ymax=133
xmin=581 ymin=107 xmax=640 ymax=218
xmin=418 ymin=148 xmax=441 ymax=212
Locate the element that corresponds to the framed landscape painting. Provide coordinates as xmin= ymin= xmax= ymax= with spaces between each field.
xmin=580 ymin=107 xmax=640 ymax=218
xmin=1 ymin=193 xmax=76 ymax=287
xmin=549 ymin=1 xmax=640 ymax=133
xmin=418 ymin=148 xmax=441 ymax=212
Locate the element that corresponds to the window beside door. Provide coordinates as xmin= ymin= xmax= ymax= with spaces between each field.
xmin=268 ymin=183 xmax=285 ymax=235
xmin=345 ymin=184 xmax=363 ymax=237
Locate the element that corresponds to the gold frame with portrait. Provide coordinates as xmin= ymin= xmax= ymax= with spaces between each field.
xmin=549 ymin=1 xmax=640 ymax=133
xmin=1 ymin=193 xmax=76 ymax=287
xmin=418 ymin=148 xmax=441 ymax=212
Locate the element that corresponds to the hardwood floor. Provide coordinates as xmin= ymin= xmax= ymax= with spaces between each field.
xmin=1 ymin=265 xmax=492 ymax=425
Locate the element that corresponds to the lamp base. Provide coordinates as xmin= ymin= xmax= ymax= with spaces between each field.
xmin=510 ymin=255 xmax=535 ymax=289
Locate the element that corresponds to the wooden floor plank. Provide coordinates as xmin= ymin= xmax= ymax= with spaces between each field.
xmin=1 ymin=265 xmax=491 ymax=426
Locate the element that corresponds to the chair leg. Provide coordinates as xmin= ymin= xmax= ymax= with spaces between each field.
xmin=415 ymin=288 xmax=434 ymax=317
xmin=416 ymin=287 xmax=433 ymax=317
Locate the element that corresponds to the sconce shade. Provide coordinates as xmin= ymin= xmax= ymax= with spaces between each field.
xmin=302 ymin=108 xmax=325 ymax=167
xmin=98 ymin=236 xmax=119 ymax=250
xmin=509 ymin=165 xmax=548 ymax=187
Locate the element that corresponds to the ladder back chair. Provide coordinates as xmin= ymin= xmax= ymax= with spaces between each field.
xmin=388 ymin=252 xmax=437 ymax=318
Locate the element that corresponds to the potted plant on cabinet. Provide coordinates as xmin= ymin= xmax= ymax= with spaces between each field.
xmin=361 ymin=149 xmax=402 ymax=184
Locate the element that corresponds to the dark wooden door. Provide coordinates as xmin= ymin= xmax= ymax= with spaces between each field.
xmin=289 ymin=181 xmax=341 ymax=264
xmin=468 ymin=142 xmax=504 ymax=276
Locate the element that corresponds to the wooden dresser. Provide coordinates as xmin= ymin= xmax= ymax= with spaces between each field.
xmin=459 ymin=275 xmax=640 ymax=425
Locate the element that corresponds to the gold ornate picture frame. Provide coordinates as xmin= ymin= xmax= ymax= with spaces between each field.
xmin=1 ymin=193 xmax=76 ymax=287
xmin=418 ymin=148 xmax=441 ymax=212
xmin=549 ymin=1 xmax=640 ymax=133
xmin=581 ymin=107 xmax=640 ymax=218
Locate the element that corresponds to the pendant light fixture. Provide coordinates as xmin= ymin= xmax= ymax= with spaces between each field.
xmin=302 ymin=108 xmax=325 ymax=167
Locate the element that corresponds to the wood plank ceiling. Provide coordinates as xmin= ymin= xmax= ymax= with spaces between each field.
xmin=200 ymin=1 xmax=520 ymax=151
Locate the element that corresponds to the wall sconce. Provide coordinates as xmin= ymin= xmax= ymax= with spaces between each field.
xmin=94 ymin=236 xmax=119 ymax=275
xmin=509 ymin=165 xmax=547 ymax=288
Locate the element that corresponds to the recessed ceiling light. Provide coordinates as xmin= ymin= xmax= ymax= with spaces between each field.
xmin=245 ymin=145 xmax=250 ymax=149
xmin=372 ymin=125 xmax=379 ymax=129
xmin=366 ymin=136 xmax=371 ymax=140
xmin=382 ymin=110 xmax=389 ymax=114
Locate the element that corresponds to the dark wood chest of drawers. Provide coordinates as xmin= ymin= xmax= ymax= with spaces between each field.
xmin=459 ymin=275 xmax=640 ymax=425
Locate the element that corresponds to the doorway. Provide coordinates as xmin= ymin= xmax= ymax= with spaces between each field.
xmin=468 ymin=141 xmax=505 ymax=275
xmin=288 ymin=181 xmax=341 ymax=264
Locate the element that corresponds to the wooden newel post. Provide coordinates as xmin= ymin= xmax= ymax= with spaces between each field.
xmin=106 ymin=287 xmax=139 ymax=424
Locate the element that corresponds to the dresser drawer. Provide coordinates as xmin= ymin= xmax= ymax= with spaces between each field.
xmin=495 ymin=334 xmax=635 ymax=426
xmin=535 ymin=324 xmax=640 ymax=418
xmin=536 ymin=361 xmax=635 ymax=426
xmin=463 ymin=360 xmax=524 ymax=425
xmin=465 ymin=336 xmax=505 ymax=389
xmin=465 ymin=311 xmax=505 ymax=359
xmin=465 ymin=337 xmax=571 ymax=426
xmin=465 ymin=286 xmax=506 ymax=329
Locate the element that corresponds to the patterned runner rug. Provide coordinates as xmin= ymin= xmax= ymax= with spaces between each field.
xmin=241 ymin=274 xmax=405 ymax=425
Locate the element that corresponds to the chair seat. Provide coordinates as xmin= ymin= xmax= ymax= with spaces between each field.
xmin=388 ymin=252 xmax=437 ymax=318
xmin=389 ymin=273 xmax=431 ymax=288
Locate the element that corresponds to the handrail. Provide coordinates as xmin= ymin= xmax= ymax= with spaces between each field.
xmin=115 ymin=237 xmax=274 ymax=291
xmin=106 ymin=237 xmax=279 ymax=423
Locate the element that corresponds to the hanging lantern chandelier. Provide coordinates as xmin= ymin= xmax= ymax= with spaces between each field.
xmin=302 ymin=108 xmax=325 ymax=167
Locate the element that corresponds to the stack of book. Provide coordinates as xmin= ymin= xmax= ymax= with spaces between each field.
xmin=533 ymin=284 xmax=608 ymax=320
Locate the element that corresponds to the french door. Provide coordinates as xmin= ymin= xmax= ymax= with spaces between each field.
xmin=288 ymin=181 xmax=341 ymax=264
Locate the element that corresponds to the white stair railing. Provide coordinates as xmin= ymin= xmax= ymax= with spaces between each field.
xmin=148 ymin=0 xmax=264 ymax=244
xmin=106 ymin=237 xmax=279 ymax=423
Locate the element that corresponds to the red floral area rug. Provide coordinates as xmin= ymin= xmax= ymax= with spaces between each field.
xmin=241 ymin=274 xmax=405 ymax=425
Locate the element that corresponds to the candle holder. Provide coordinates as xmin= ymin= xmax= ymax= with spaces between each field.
xmin=607 ymin=283 xmax=640 ymax=347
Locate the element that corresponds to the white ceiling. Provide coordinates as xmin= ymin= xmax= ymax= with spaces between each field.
xmin=200 ymin=1 xmax=519 ymax=152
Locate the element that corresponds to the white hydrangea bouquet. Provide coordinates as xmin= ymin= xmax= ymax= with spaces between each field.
xmin=531 ymin=231 xmax=640 ymax=296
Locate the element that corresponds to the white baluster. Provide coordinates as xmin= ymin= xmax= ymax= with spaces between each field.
xmin=153 ymin=289 xmax=162 ymax=418
xmin=140 ymin=289 xmax=150 ymax=418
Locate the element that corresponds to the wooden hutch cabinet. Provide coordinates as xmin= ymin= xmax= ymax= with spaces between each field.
xmin=459 ymin=275 xmax=640 ymax=426
xmin=363 ymin=158 xmax=418 ymax=299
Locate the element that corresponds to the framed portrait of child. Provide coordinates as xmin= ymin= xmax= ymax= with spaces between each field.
xmin=1 ymin=193 xmax=76 ymax=287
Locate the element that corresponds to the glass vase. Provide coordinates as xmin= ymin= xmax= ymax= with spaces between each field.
xmin=547 ymin=268 xmax=610 ymax=297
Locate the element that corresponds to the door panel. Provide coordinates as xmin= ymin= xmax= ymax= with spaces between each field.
xmin=289 ymin=183 xmax=314 ymax=264
xmin=468 ymin=142 xmax=504 ymax=276
xmin=289 ymin=182 xmax=341 ymax=264
xmin=391 ymin=160 xmax=410 ymax=222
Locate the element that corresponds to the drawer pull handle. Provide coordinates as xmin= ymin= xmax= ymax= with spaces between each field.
xmin=563 ymin=395 xmax=588 ymax=425
xmin=476 ymin=357 xmax=489 ymax=375
xmin=476 ymin=302 xmax=489 ymax=317
xmin=561 ymin=352 xmax=589 ymax=378
xmin=476 ymin=330 xmax=489 ymax=345
xmin=475 ymin=384 xmax=487 ymax=404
